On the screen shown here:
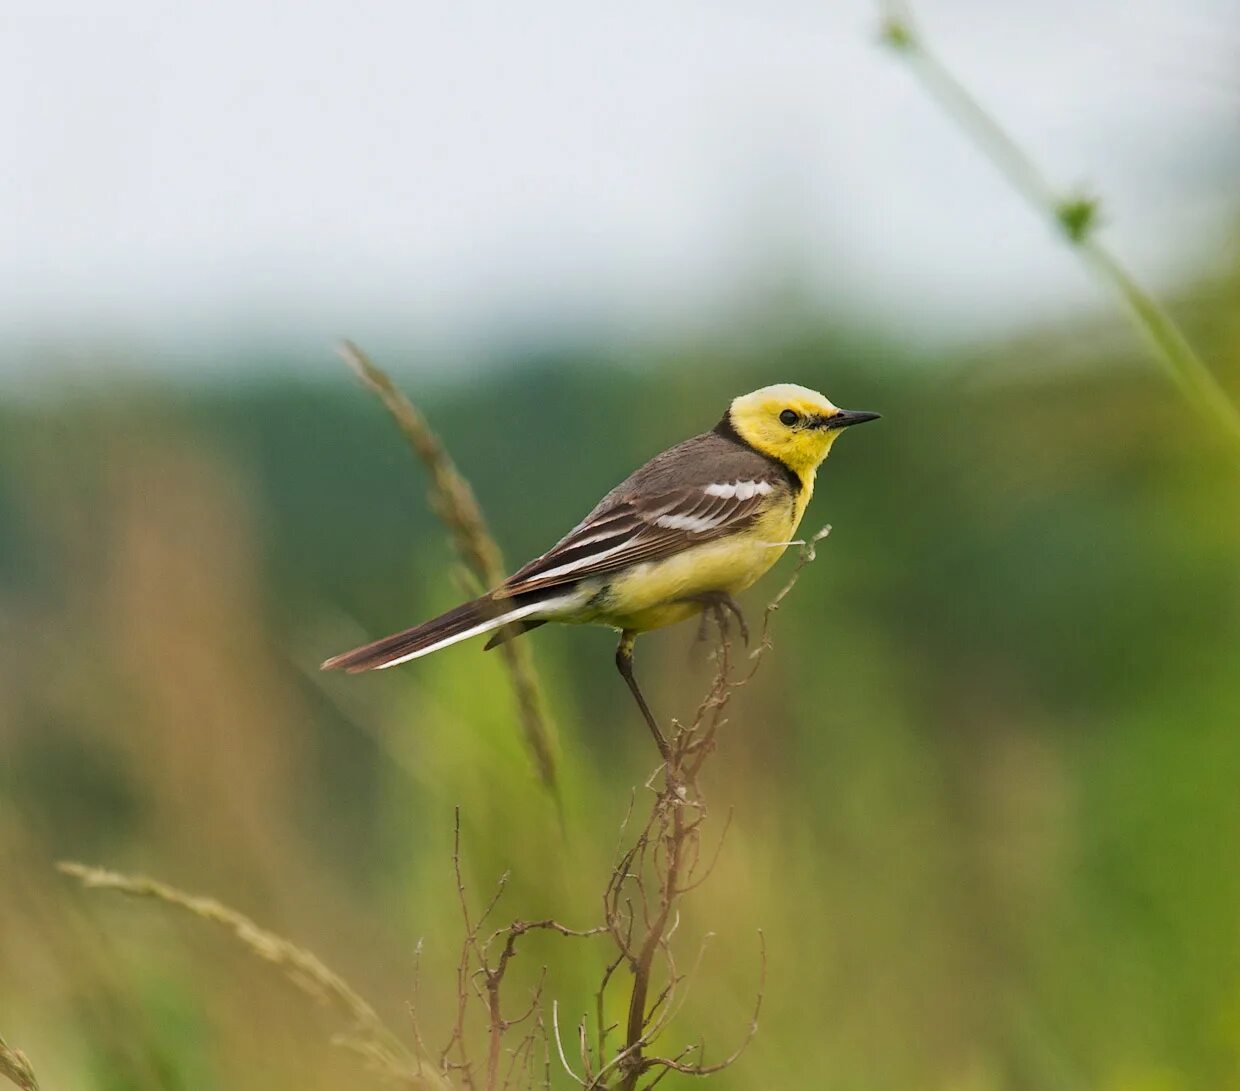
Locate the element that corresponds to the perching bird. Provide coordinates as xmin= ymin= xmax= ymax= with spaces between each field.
xmin=322 ymin=384 xmax=879 ymax=755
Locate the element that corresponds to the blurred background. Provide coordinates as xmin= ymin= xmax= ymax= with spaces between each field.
xmin=3 ymin=1 xmax=1240 ymax=1088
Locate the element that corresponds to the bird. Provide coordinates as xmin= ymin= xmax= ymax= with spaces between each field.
xmin=322 ymin=384 xmax=879 ymax=756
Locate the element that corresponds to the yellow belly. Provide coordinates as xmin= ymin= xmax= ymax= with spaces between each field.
xmin=593 ymin=496 xmax=807 ymax=632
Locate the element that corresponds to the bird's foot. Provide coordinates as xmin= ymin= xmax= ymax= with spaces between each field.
xmin=685 ymin=592 xmax=749 ymax=647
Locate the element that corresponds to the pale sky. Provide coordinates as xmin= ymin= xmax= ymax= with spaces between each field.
xmin=4 ymin=0 xmax=1238 ymax=376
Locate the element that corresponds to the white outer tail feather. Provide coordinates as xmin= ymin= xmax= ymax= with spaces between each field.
xmin=373 ymin=595 xmax=577 ymax=669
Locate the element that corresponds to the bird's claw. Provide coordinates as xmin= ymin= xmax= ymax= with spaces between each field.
xmin=720 ymin=594 xmax=750 ymax=646
xmin=685 ymin=592 xmax=749 ymax=647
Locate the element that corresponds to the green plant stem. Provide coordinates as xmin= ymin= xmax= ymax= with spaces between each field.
xmin=878 ymin=2 xmax=1240 ymax=451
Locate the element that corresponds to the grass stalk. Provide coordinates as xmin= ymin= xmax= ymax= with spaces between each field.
xmin=336 ymin=341 xmax=559 ymax=795
xmin=0 ymin=1035 xmax=39 ymax=1091
xmin=57 ymin=862 xmax=448 ymax=1089
xmin=878 ymin=1 xmax=1240 ymax=452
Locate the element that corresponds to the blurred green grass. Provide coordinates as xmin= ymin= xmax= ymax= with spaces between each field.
xmin=2 ymin=271 xmax=1240 ymax=1089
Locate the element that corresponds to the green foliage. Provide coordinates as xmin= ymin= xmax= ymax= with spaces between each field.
xmin=1 ymin=290 xmax=1239 ymax=1088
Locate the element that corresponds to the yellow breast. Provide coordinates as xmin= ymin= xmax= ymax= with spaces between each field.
xmin=595 ymin=492 xmax=808 ymax=633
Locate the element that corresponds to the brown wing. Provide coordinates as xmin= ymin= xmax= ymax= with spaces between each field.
xmin=499 ymin=479 xmax=780 ymax=596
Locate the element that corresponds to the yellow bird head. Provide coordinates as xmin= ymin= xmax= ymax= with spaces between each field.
xmin=726 ymin=383 xmax=880 ymax=478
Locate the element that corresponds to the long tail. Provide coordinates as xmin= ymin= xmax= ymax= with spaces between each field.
xmin=321 ymin=595 xmax=553 ymax=674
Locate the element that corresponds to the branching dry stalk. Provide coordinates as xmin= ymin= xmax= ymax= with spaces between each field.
xmin=574 ymin=530 xmax=826 ymax=1091
xmin=336 ymin=340 xmax=560 ymax=793
xmin=434 ymin=809 xmax=605 ymax=1091
xmin=877 ymin=1 xmax=1240 ymax=453
xmin=56 ymin=862 xmax=445 ymax=1089
xmin=0 ymin=1035 xmax=39 ymax=1091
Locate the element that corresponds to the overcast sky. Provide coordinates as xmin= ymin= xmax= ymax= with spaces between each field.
xmin=4 ymin=0 xmax=1238 ymax=376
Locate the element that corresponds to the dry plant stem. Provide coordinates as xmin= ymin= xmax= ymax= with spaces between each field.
xmin=0 ymin=1035 xmax=38 ymax=1091
xmin=337 ymin=340 xmax=560 ymax=793
xmin=877 ymin=2 xmax=1240 ymax=452
xmin=56 ymin=862 xmax=445 ymax=1089
xmin=583 ymin=533 xmax=829 ymax=1090
xmin=443 ymin=810 xmax=605 ymax=1091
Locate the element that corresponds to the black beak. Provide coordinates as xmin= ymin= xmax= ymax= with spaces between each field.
xmin=822 ymin=409 xmax=881 ymax=430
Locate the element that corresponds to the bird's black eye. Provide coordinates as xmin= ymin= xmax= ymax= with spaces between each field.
xmin=779 ymin=409 xmax=799 ymax=426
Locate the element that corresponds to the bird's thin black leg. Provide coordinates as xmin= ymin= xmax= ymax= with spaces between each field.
xmin=615 ymin=631 xmax=670 ymax=760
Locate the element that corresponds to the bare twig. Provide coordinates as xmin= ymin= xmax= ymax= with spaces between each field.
xmin=552 ymin=1001 xmax=587 ymax=1086
xmin=337 ymin=340 xmax=560 ymax=792
xmin=0 ymin=1035 xmax=38 ymax=1091
xmin=589 ymin=534 xmax=828 ymax=1090
xmin=640 ymin=931 xmax=766 ymax=1080
xmin=57 ymin=861 xmax=444 ymax=1088
xmin=745 ymin=524 xmax=832 ymax=676
xmin=877 ymin=2 xmax=1240 ymax=452
xmin=447 ymin=808 xmax=606 ymax=1090
xmin=443 ymin=811 xmax=478 ymax=1083
xmin=408 ymin=939 xmax=436 ymax=1082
